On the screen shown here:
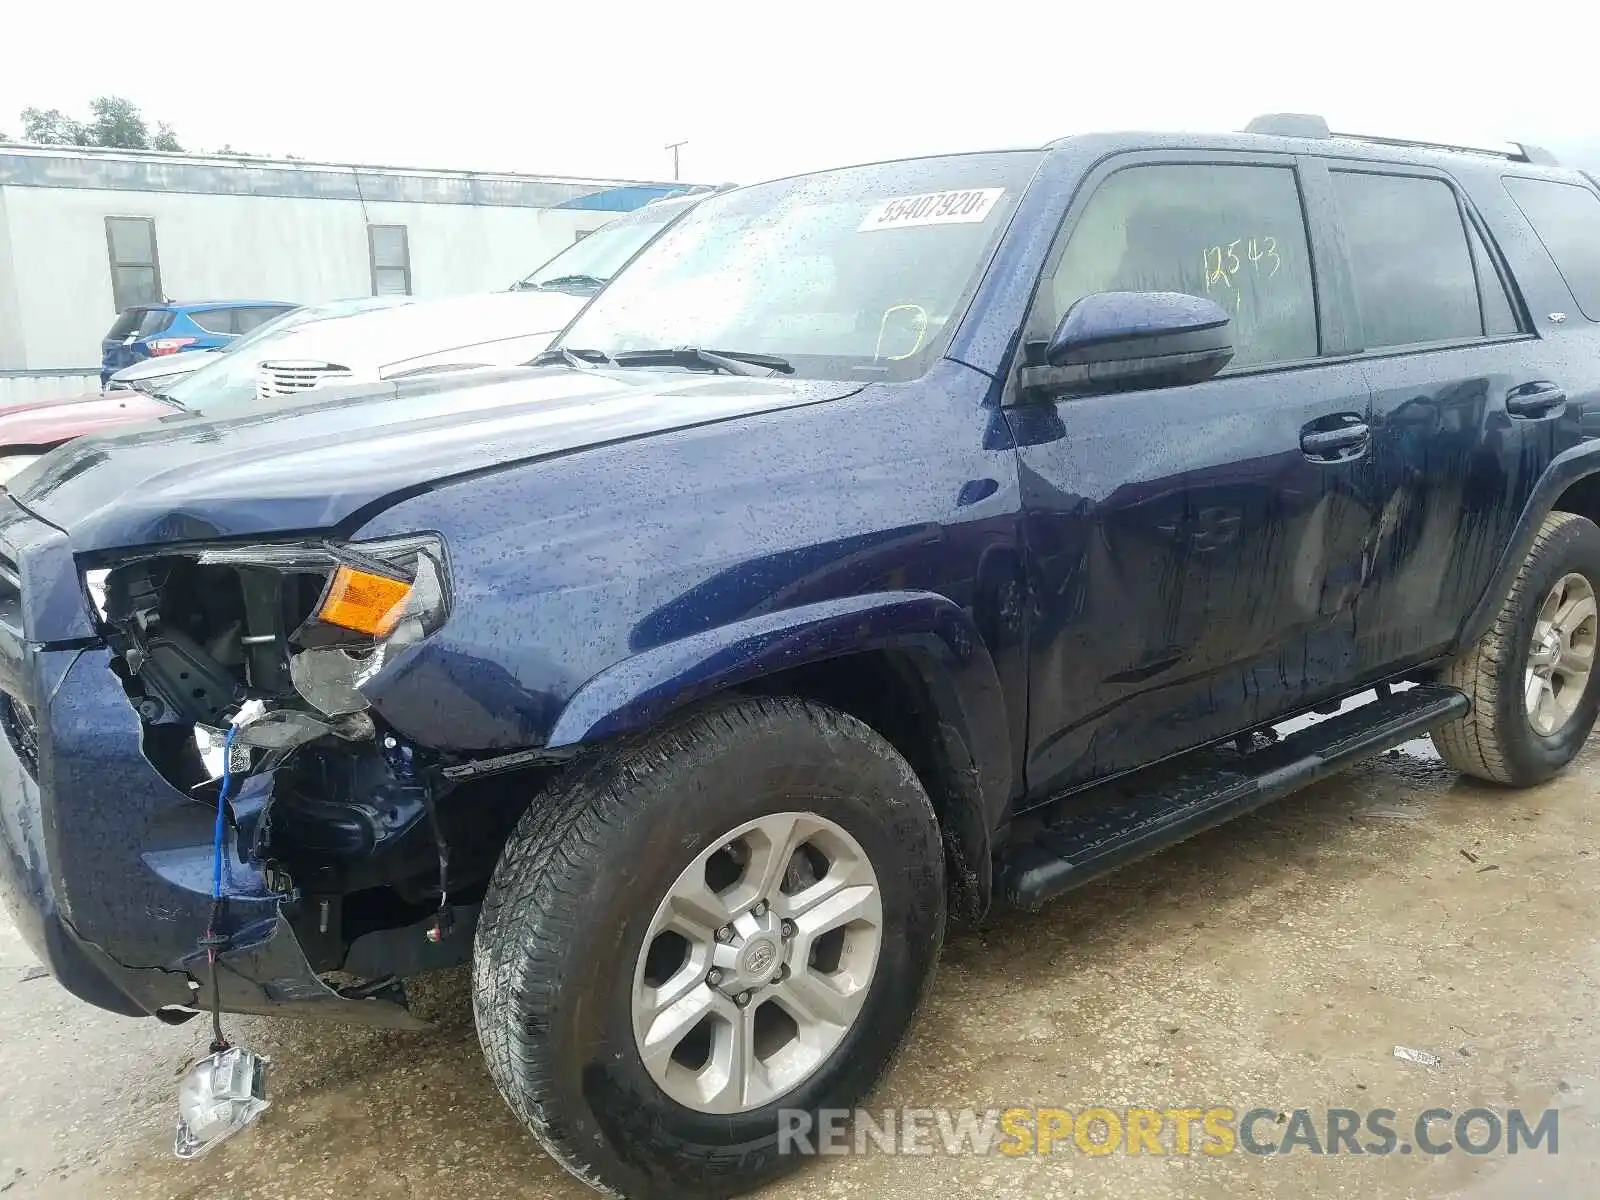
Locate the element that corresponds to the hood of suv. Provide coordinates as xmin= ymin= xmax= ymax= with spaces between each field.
xmin=11 ymin=365 xmax=858 ymax=552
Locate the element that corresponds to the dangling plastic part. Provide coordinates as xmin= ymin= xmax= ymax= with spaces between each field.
xmin=174 ymin=1046 xmax=271 ymax=1160
xmin=177 ymin=721 xmax=271 ymax=1160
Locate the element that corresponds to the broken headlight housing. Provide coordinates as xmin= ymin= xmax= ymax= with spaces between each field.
xmin=88 ymin=533 xmax=450 ymax=731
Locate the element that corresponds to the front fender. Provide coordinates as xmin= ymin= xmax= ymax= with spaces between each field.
xmin=1459 ymin=440 xmax=1600 ymax=648
xmin=546 ymin=590 xmax=1012 ymax=823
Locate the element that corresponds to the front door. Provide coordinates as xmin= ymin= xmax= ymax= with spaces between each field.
xmin=1009 ymin=155 xmax=1379 ymax=800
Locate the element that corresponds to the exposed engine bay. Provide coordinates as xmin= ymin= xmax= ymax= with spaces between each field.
xmin=90 ymin=535 xmax=537 ymax=975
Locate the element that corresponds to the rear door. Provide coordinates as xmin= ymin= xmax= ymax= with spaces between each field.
xmin=1327 ymin=163 xmax=1593 ymax=665
xmin=1010 ymin=153 xmax=1383 ymax=798
xmin=100 ymin=308 xmax=150 ymax=375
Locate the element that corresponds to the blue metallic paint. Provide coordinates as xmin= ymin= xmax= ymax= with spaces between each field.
xmin=5 ymin=134 xmax=1600 ymax=1021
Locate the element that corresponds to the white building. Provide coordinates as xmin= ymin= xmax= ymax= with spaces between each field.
xmin=0 ymin=143 xmax=689 ymax=401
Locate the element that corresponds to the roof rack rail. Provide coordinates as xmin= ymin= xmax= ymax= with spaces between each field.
xmin=1241 ymin=114 xmax=1560 ymax=166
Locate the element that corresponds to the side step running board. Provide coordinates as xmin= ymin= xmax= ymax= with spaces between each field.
xmin=1000 ymin=683 xmax=1470 ymax=911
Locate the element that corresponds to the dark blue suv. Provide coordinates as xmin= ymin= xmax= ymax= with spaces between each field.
xmin=99 ymin=299 xmax=297 ymax=384
xmin=7 ymin=116 xmax=1600 ymax=1197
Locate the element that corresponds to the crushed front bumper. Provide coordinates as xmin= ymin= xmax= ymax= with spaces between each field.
xmin=0 ymin=500 xmax=424 ymax=1028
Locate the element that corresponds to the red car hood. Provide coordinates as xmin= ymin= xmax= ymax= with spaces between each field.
xmin=0 ymin=391 xmax=171 ymax=449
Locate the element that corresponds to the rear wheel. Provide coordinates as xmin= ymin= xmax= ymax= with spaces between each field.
xmin=1432 ymin=510 xmax=1600 ymax=786
xmin=473 ymin=697 xmax=945 ymax=1199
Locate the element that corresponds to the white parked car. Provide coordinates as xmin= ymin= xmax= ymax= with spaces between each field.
xmin=252 ymin=190 xmax=714 ymax=399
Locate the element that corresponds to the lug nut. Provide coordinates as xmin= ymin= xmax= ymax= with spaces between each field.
xmin=780 ymin=919 xmax=795 ymax=940
xmin=715 ymin=925 xmax=735 ymax=943
xmin=753 ymin=900 xmax=768 ymax=917
xmin=706 ymin=968 xmax=723 ymax=986
xmin=735 ymin=991 xmax=751 ymax=1008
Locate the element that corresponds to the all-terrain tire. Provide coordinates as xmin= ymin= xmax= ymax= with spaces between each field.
xmin=1431 ymin=510 xmax=1600 ymax=786
xmin=472 ymin=696 xmax=946 ymax=1199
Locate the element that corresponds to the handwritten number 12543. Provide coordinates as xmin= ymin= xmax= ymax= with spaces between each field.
xmin=1203 ymin=237 xmax=1281 ymax=290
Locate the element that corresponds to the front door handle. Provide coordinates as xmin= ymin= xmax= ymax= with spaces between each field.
xmin=1301 ymin=416 xmax=1370 ymax=462
xmin=1506 ymin=381 xmax=1566 ymax=418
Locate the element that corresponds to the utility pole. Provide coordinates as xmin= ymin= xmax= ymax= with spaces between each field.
xmin=665 ymin=140 xmax=688 ymax=181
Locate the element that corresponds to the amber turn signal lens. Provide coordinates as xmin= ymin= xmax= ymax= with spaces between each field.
xmin=316 ymin=565 xmax=412 ymax=638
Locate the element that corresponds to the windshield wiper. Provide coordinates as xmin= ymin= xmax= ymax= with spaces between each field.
xmin=611 ymin=347 xmax=794 ymax=377
xmin=532 ymin=346 xmax=617 ymax=369
xmin=531 ymin=273 xmax=608 ymax=293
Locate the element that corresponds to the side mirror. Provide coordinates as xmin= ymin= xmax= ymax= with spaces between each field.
xmin=1021 ymin=291 xmax=1234 ymax=398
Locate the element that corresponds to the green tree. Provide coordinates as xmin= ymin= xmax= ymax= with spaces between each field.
xmin=15 ymin=97 xmax=184 ymax=152
xmin=85 ymin=96 xmax=148 ymax=149
xmin=21 ymin=107 xmax=86 ymax=145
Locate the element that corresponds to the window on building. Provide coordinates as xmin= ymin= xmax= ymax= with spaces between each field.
xmin=1040 ymin=162 xmax=1318 ymax=370
xmin=1331 ymin=172 xmax=1484 ymax=349
xmin=369 ymin=225 xmax=412 ymax=296
xmin=105 ymin=217 xmax=162 ymax=313
xmin=1503 ymin=176 xmax=1600 ymax=321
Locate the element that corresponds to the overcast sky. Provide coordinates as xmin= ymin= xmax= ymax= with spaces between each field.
xmin=3 ymin=1 xmax=1596 ymax=184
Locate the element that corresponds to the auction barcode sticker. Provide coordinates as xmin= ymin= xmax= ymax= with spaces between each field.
xmin=858 ymin=188 xmax=1005 ymax=231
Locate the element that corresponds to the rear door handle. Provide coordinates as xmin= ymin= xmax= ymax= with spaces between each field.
xmin=1506 ymin=381 xmax=1566 ymax=418
xmin=1301 ymin=416 xmax=1370 ymax=462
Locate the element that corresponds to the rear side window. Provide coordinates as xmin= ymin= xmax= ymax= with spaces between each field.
xmin=189 ymin=309 xmax=236 ymax=335
xmin=1503 ymin=177 xmax=1600 ymax=320
xmin=1041 ymin=162 xmax=1318 ymax=369
xmin=1465 ymin=218 xmax=1521 ymax=336
xmin=105 ymin=308 xmax=147 ymax=339
xmin=1331 ymin=171 xmax=1482 ymax=349
xmin=137 ymin=308 xmax=173 ymax=336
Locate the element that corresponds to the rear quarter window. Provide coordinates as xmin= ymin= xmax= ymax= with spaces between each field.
xmin=1503 ymin=176 xmax=1600 ymax=321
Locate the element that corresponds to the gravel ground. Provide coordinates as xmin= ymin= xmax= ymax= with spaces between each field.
xmin=2 ymin=734 xmax=1597 ymax=1199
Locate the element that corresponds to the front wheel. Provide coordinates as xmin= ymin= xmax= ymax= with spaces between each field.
xmin=473 ymin=697 xmax=946 ymax=1199
xmin=1433 ymin=510 xmax=1600 ymax=786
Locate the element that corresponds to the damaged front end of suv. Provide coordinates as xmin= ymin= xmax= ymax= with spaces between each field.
xmin=79 ymin=531 xmax=541 ymax=1027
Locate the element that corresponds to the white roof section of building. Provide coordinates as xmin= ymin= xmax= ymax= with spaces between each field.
xmin=0 ymin=142 xmax=694 ymax=211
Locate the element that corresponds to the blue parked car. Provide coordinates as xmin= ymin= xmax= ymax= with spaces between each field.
xmin=99 ymin=299 xmax=297 ymax=385
xmin=8 ymin=118 xmax=1600 ymax=1193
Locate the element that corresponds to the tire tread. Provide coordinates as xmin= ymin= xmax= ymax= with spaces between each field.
xmin=1431 ymin=510 xmax=1586 ymax=784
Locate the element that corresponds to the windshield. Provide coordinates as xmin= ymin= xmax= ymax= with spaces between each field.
xmin=513 ymin=206 xmax=683 ymax=293
xmin=557 ymin=153 xmax=1039 ymax=382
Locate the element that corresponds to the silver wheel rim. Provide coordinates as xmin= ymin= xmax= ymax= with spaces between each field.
xmin=630 ymin=811 xmax=883 ymax=1115
xmin=1526 ymin=571 xmax=1597 ymax=736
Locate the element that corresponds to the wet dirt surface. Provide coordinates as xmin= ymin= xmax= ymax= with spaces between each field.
xmin=3 ymin=735 xmax=1599 ymax=1199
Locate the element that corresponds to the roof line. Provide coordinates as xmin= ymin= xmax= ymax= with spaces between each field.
xmin=0 ymin=141 xmax=687 ymax=190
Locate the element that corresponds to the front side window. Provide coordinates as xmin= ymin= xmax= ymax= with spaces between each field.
xmin=1503 ymin=176 xmax=1600 ymax=320
xmin=558 ymin=152 xmax=1042 ymax=382
xmin=1039 ymin=163 xmax=1318 ymax=370
xmin=105 ymin=217 xmax=162 ymax=313
xmin=369 ymin=225 xmax=411 ymax=296
xmin=1331 ymin=171 xmax=1482 ymax=349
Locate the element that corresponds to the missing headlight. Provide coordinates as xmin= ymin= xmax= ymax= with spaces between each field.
xmin=93 ymin=534 xmax=449 ymax=733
